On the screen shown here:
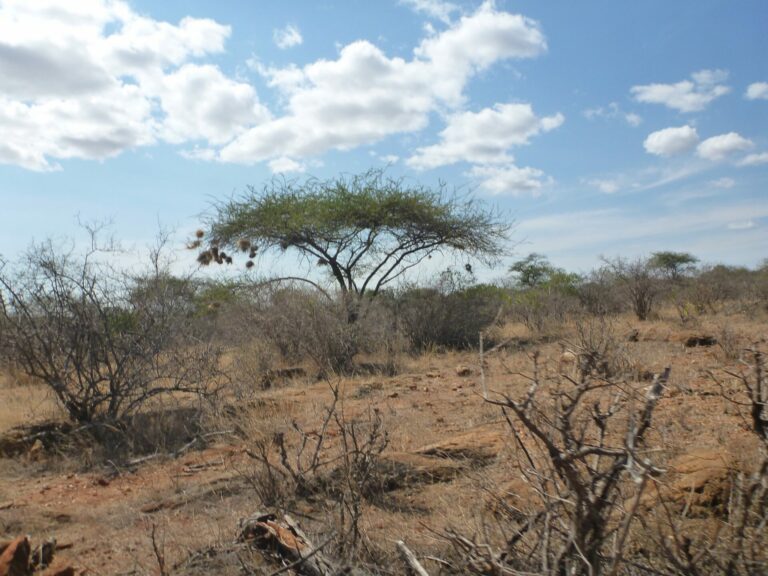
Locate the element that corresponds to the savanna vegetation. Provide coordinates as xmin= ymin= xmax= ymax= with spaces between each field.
xmin=0 ymin=172 xmax=767 ymax=575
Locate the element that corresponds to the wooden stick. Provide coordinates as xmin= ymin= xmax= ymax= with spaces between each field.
xmin=397 ymin=540 xmax=430 ymax=576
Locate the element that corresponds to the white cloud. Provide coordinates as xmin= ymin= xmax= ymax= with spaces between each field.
xmin=631 ymin=69 xmax=730 ymax=112
xmin=222 ymin=2 xmax=547 ymax=165
xmin=407 ymin=103 xmax=563 ymax=169
xmin=157 ymin=64 xmax=270 ymax=144
xmin=470 ymin=164 xmax=548 ymax=196
xmin=0 ymin=0 xmax=267 ymax=171
xmin=588 ymin=179 xmax=620 ymax=194
xmin=413 ymin=2 xmax=546 ymax=106
xmin=273 ymin=24 xmax=303 ymax=50
xmin=0 ymin=0 xmax=550 ymax=172
xmin=738 ymin=152 xmax=768 ymax=167
xmin=710 ymin=177 xmax=735 ymax=189
xmin=728 ymin=221 xmax=756 ymax=230
xmin=643 ymin=125 xmax=699 ymax=156
xmin=696 ymin=132 xmax=753 ymax=162
xmin=268 ymin=156 xmax=305 ymax=173
xmin=400 ymin=0 xmax=460 ymax=24
xmin=583 ymin=102 xmax=642 ymax=127
xmin=745 ymin=82 xmax=768 ymax=100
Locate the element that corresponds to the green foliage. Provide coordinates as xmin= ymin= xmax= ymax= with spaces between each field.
xmin=202 ymin=169 xmax=510 ymax=299
xmin=649 ymin=251 xmax=699 ymax=280
xmin=396 ymin=269 xmax=508 ymax=351
xmin=509 ymin=253 xmax=559 ymax=288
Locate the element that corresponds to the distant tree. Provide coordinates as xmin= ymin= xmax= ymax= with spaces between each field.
xmin=602 ymin=255 xmax=661 ymax=321
xmin=649 ymin=251 xmax=699 ymax=281
xmin=198 ymin=170 xmax=510 ymax=321
xmin=509 ymin=253 xmax=559 ymax=288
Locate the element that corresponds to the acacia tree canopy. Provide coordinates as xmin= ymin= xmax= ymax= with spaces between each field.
xmin=649 ymin=251 xmax=699 ymax=280
xmin=201 ymin=170 xmax=510 ymax=299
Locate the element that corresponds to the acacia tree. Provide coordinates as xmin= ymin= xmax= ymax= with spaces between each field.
xmin=198 ymin=170 xmax=510 ymax=320
xmin=649 ymin=251 xmax=699 ymax=282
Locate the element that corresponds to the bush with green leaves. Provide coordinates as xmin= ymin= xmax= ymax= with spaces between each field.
xmin=506 ymin=254 xmax=582 ymax=332
xmin=395 ymin=268 xmax=507 ymax=351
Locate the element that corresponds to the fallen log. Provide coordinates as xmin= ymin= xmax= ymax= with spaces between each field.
xmin=238 ymin=512 xmax=336 ymax=576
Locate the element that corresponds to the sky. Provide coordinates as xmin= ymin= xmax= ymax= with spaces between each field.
xmin=1 ymin=0 xmax=766 ymax=279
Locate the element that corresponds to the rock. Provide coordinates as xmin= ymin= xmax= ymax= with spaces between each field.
xmin=667 ymin=449 xmax=732 ymax=515
xmin=684 ymin=335 xmax=717 ymax=348
xmin=415 ymin=425 xmax=506 ymax=464
xmin=0 ymin=536 xmax=31 ymax=576
xmin=373 ymin=452 xmax=465 ymax=490
xmin=455 ymin=365 xmax=473 ymax=377
xmin=637 ymin=449 xmax=733 ymax=518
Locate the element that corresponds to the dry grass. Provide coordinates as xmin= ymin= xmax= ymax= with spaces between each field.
xmin=1 ymin=307 xmax=767 ymax=573
xmin=0 ymin=370 xmax=63 ymax=433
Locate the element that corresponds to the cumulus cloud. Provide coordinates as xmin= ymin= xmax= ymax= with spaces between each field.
xmin=643 ymin=125 xmax=699 ymax=156
xmin=222 ymin=2 xmax=547 ymax=165
xmin=0 ymin=0 xmax=266 ymax=171
xmin=583 ymin=102 xmax=642 ymax=126
xmin=745 ymin=82 xmax=768 ymax=100
xmin=696 ymin=132 xmax=753 ymax=162
xmin=268 ymin=156 xmax=305 ymax=173
xmin=738 ymin=152 xmax=768 ymax=167
xmin=469 ymin=164 xmax=549 ymax=196
xmin=157 ymin=64 xmax=270 ymax=144
xmin=400 ymin=0 xmax=460 ymax=24
xmin=407 ymin=103 xmax=563 ymax=169
xmin=273 ymin=24 xmax=303 ymax=49
xmin=0 ymin=0 xmax=550 ymax=172
xmin=631 ymin=69 xmax=730 ymax=112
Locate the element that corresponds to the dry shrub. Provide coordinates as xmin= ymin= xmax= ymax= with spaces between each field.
xmin=508 ymin=287 xmax=580 ymax=336
xmin=249 ymin=286 xmax=402 ymax=374
xmin=0 ymin=239 xmax=227 ymax=425
xmin=240 ymin=381 xmax=390 ymax=565
xmin=564 ymin=315 xmax=631 ymax=379
xmin=396 ymin=270 xmax=507 ymax=351
xmin=440 ymin=359 xmax=671 ymax=575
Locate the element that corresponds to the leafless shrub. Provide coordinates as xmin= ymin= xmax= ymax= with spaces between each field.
xmin=563 ymin=316 xmax=631 ymax=380
xmin=602 ymin=256 xmax=663 ymax=321
xmin=715 ymin=322 xmax=745 ymax=362
xmin=578 ymin=268 xmax=627 ymax=317
xmin=0 ymin=234 xmax=226 ymax=425
xmin=249 ymin=285 xmax=402 ymax=374
xmin=242 ymin=381 xmax=389 ymax=563
xmin=442 ymin=356 xmax=670 ymax=575
xmin=639 ymin=350 xmax=768 ymax=575
xmin=508 ymin=288 xmax=580 ymax=336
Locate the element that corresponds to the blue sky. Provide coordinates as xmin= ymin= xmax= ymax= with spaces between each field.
xmin=1 ymin=0 xmax=766 ymax=278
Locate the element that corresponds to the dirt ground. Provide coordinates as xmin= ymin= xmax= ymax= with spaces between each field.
xmin=1 ymin=310 xmax=766 ymax=574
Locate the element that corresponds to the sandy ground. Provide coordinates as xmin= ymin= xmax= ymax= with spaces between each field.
xmin=1 ymin=312 xmax=765 ymax=574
